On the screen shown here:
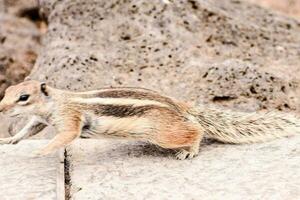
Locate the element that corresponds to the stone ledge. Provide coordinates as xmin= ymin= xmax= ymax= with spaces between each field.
xmin=68 ymin=137 xmax=300 ymax=199
xmin=0 ymin=140 xmax=64 ymax=200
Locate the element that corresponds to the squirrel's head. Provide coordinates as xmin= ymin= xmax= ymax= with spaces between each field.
xmin=0 ymin=80 xmax=49 ymax=117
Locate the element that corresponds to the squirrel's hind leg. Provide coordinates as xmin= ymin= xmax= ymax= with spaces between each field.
xmin=175 ymin=136 xmax=201 ymax=160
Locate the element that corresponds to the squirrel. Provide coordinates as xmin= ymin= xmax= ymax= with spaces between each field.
xmin=0 ymin=80 xmax=299 ymax=160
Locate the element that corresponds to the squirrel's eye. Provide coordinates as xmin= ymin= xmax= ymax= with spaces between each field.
xmin=18 ymin=94 xmax=30 ymax=102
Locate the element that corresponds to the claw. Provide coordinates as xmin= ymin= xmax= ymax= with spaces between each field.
xmin=175 ymin=149 xmax=198 ymax=160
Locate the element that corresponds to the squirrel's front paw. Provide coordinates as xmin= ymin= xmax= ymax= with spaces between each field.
xmin=0 ymin=137 xmax=20 ymax=145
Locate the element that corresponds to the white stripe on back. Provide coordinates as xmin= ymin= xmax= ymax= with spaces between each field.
xmin=70 ymin=97 xmax=168 ymax=107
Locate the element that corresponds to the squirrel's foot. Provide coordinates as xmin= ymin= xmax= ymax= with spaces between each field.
xmin=175 ymin=149 xmax=198 ymax=160
xmin=0 ymin=137 xmax=20 ymax=144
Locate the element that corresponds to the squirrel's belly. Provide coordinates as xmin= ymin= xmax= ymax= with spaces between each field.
xmin=81 ymin=115 xmax=153 ymax=139
xmin=80 ymin=126 xmax=142 ymax=139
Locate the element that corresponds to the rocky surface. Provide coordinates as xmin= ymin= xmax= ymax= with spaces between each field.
xmin=31 ymin=0 xmax=300 ymax=111
xmin=0 ymin=140 xmax=64 ymax=200
xmin=69 ymin=138 xmax=300 ymax=199
xmin=1 ymin=0 xmax=300 ymax=199
xmin=0 ymin=14 xmax=40 ymax=99
xmin=0 ymin=0 xmax=43 ymax=100
xmin=197 ymin=60 xmax=299 ymax=111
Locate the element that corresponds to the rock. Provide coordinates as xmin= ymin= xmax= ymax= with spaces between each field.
xmin=0 ymin=14 xmax=40 ymax=99
xmin=0 ymin=0 xmax=45 ymax=101
xmin=68 ymin=138 xmax=300 ymax=199
xmin=0 ymin=140 xmax=64 ymax=200
xmin=31 ymin=0 xmax=300 ymax=112
xmin=197 ymin=60 xmax=299 ymax=111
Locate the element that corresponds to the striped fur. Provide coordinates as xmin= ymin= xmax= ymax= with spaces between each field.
xmin=70 ymin=97 xmax=169 ymax=108
xmin=71 ymin=87 xmax=185 ymax=112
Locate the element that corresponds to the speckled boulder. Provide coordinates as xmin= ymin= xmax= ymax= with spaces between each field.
xmin=197 ymin=60 xmax=299 ymax=111
xmin=31 ymin=0 xmax=300 ymax=112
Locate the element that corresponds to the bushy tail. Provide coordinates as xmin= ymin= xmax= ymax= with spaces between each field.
xmin=189 ymin=105 xmax=300 ymax=144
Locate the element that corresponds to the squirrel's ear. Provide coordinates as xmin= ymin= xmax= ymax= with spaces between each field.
xmin=40 ymin=82 xmax=49 ymax=96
